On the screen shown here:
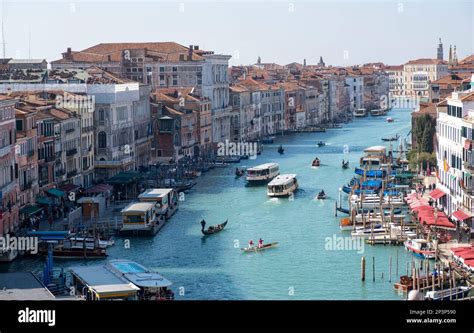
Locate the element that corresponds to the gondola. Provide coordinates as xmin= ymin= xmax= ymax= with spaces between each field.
xmin=381 ymin=134 xmax=399 ymax=142
xmin=312 ymin=158 xmax=320 ymax=167
xmin=235 ymin=168 xmax=244 ymax=178
xmin=342 ymin=160 xmax=349 ymax=169
xmin=278 ymin=145 xmax=284 ymax=154
xmin=317 ymin=141 xmax=326 ymax=147
xmin=241 ymin=242 xmax=279 ymax=253
xmin=201 ymin=219 xmax=228 ymax=236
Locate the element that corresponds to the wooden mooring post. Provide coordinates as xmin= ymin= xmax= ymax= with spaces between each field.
xmin=361 ymin=256 xmax=366 ymax=282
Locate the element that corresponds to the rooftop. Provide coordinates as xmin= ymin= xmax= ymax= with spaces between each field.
xmin=0 ymin=272 xmax=55 ymax=300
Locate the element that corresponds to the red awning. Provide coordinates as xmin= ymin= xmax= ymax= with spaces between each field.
xmin=452 ymin=210 xmax=472 ymax=221
xmin=84 ymin=184 xmax=113 ymax=194
xmin=429 ymin=188 xmax=446 ymax=200
xmin=60 ymin=183 xmax=80 ymax=193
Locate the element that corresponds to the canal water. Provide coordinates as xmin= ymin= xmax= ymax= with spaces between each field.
xmin=4 ymin=108 xmax=424 ymax=300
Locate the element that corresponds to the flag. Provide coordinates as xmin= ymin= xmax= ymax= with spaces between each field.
xmin=443 ymin=158 xmax=450 ymax=172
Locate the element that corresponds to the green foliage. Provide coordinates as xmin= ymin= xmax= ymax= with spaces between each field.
xmin=407 ymin=150 xmax=437 ymax=169
xmin=413 ymin=114 xmax=435 ymax=153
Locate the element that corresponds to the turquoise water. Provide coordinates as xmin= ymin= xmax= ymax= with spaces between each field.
xmin=4 ymin=109 xmax=424 ymax=300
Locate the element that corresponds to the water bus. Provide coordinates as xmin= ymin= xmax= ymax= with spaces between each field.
xmin=267 ymin=174 xmax=298 ymax=197
xmin=246 ymin=163 xmax=280 ymax=183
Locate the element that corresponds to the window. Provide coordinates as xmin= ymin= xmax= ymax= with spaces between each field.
xmin=98 ymin=132 xmax=107 ymax=149
xmin=98 ymin=109 xmax=105 ymax=121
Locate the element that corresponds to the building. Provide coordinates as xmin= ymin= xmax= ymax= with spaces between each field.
xmin=403 ymin=58 xmax=449 ymax=100
xmin=435 ymin=86 xmax=474 ymax=218
xmin=345 ymin=76 xmax=364 ymax=112
xmin=151 ymin=88 xmax=205 ymax=160
xmin=429 ymin=72 xmax=472 ymax=103
xmin=386 ymin=65 xmax=404 ymax=98
xmin=52 ymin=42 xmax=232 ymax=145
xmin=15 ymin=105 xmax=39 ymax=212
xmin=236 ymin=78 xmax=285 ymax=137
xmin=0 ymin=96 xmax=19 ymax=239
xmin=229 ymin=83 xmax=259 ymax=142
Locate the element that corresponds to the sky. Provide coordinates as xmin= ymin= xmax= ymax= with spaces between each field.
xmin=0 ymin=0 xmax=473 ymax=67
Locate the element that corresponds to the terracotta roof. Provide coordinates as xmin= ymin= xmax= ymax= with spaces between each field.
xmin=432 ymin=72 xmax=472 ymax=84
xmin=405 ymin=58 xmax=447 ymax=65
xmin=460 ymin=91 xmax=474 ymax=102
xmin=459 ymin=54 xmax=474 ymax=65
xmin=53 ymin=42 xmax=205 ymax=64
xmin=385 ymin=65 xmax=403 ymax=71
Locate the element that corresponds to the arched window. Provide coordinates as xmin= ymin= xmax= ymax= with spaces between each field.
xmin=98 ymin=109 xmax=105 ymax=121
xmin=98 ymin=132 xmax=107 ymax=149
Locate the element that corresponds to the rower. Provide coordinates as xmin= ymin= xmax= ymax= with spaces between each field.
xmin=258 ymin=238 xmax=263 ymax=248
xmin=249 ymin=240 xmax=254 ymax=248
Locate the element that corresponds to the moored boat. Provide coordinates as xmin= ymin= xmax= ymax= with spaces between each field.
xmin=353 ymin=108 xmax=367 ymax=117
xmin=120 ymin=202 xmax=165 ymax=235
xmin=425 ymin=286 xmax=472 ymax=301
xmin=404 ymin=239 xmax=436 ymax=259
xmin=267 ymin=174 xmax=298 ymax=197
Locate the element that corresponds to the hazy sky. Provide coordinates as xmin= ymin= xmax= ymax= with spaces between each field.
xmin=0 ymin=0 xmax=473 ymax=67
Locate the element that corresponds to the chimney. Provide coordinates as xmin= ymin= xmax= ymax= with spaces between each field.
xmin=65 ymin=47 xmax=72 ymax=60
xmin=188 ymin=45 xmax=193 ymax=60
xmin=194 ymin=45 xmax=199 ymax=51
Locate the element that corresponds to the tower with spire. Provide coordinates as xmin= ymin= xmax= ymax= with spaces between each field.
xmin=257 ymin=56 xmax=261 ymax=65
xmin=449 ymin=45 xmax=453 ymax=65
xmin=453 ymin=45 xmax=458 ymax=65
xmin=317 ymin=56 xmax=325 ymax=67
xmin=437 ymin=38 xmax=443 ymax=61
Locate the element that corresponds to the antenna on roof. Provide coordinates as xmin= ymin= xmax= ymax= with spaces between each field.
xmin=28 ymin=25 xmax=31 ymax=59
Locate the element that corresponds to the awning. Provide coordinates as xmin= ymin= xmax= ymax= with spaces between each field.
xmin=84 ymin=184 xmax=113 ymax=194
xmin=46 ymin=188 xmax=65 ymax=198
xmin=19 ymin=205 xmax=42 ymax=217
xmin=429 ymin=188 xmax=446 ymax=200
xmin=60 ymin=184 xmax=80 ymax=193
xmin=36 ymin=196 xmax=52 ymax=206
xmin=452 ymin=209 xmax=472 ymax=221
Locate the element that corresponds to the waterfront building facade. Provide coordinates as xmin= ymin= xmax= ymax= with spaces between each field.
xmin=386 ymin=65 xmax=404 ymax=98
xmin=0 ymin=96 xmax=19 ymax=237
xmin=403 ymin=59 xmax=449 ymax=100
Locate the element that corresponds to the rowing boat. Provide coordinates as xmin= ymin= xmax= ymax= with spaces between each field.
xmin=241 ymin=242 xmax=279 ymax=253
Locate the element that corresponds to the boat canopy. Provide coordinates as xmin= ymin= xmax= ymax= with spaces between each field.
xmin=107 ymin=260 xmax=172 ymax=288
xmin=247 ymin=163 xmax=278 ymax=171
xmin=138 ymin=188 xmax=173 ymax=200
xmin=268 ymin=174 xmax=297 ymax=186
xmin=121 ymin=202 xmax=155 ymax=214
xmin=69 ymin=265 xmax=139 ymax=299
xmin=364 ymin=146 xmax=386 ymax=153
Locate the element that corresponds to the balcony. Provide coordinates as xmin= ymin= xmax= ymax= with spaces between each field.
xmin=20 ymin=181 xmax=33 ymax=191
xmin=66 ymin=148 xmax=78 ymax=156
xmin=67 ymin=170 xmax=78 ymax=178
xmin=95 ymin=156 xmax=133 ymax=168
xmin=0 ymin=145 xmax=12 ymax=158
xmin=464 ymin=160 xmax=474 ymax=173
